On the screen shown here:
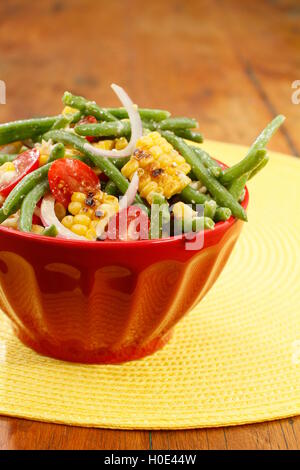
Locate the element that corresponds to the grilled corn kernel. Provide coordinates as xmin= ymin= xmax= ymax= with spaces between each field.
xmin=71 ymin=224 xmax=88 ymax=236
xmin=39 ymin=154 xmax=49 ymax=166
xmin=64 ymin=190 xmax=119 ymax=239
xmin=61 ymin=215 xmax=74 ymax=228
xmin=115 ymin=137 xmax=128 ymax=150
xmin=31 ymin=224 xmax=44 ymax=235
xmin=90 ymin=220 xmax=99 ymax=230
xmin=54 ymin=202 xmax=66 ymax=221
xmin=1 ymin=162 xmax=15 ymax=172
xmin=79 ymin=207 xmax=94 ymax=218
xmin=68 ymin=201 xmax=82 ymax=215
xmin=102 ymin=194 xmax=119 ymax=208
xmin=94 ymin=191 xmax=104 ymax=202
xmin=122 ymin=132 xmax=191 ymax=203
xmin=86 ymin=228 xmax=97 ymax=240
xmin=71 ymin=192 xmax=86 ymax=204
xmin=93 ymin=140 xmax=114 ymax=151
xmin=73 ymin=214 xmax=91 ymax=226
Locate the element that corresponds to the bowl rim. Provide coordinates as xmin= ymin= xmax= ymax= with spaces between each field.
xmin=0 ymin=186 xmax=249 ymax=249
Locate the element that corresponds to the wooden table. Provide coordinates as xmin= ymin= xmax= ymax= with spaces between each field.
xmin=0 ymin=0 xmax=299 ymax=450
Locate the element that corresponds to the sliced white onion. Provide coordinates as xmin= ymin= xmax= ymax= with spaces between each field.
xmin=83 ymin=83 xmax=143 ymax=158
xmin=119 ymin=171 xmax=139 ymax=210
xmin=40 ymin=195 xmax=86 ymax=240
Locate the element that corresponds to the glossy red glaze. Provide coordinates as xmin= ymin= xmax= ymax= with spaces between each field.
xmin=0 ymin=188 xmax=248 ymax=364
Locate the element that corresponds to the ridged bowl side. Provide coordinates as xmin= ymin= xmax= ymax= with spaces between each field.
xmin=0 ymin=213 xmax=244 ymax=363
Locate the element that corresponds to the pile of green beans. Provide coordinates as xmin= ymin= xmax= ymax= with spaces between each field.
xmin=0 ymin=88 xmax=285 ymax=240
xmin=63 ymin=92 xmax=203 ymax=142
xmin=162 ymin=130 xmax=248 ymax=221
xmin=74 ymin=117 xmax=202 ymax=141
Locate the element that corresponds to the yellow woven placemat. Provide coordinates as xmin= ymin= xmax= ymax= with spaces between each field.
xmin=0 ymin=140 xmax=299 ymax=429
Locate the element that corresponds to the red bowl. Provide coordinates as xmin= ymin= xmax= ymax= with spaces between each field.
xmin=0 ymin=188 xmax=248 ymax=364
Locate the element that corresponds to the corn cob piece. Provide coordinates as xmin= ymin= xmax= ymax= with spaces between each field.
xmin=121 ymin=132 xmax=191 ymax=203
xmin=61 ymin=190 xmax=119 ymax=240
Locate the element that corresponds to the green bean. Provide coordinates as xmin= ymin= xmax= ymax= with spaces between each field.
xmin=174 ymin=129 xmax=204 ymax=143
xmin=104 ymin=107 xmax=171 ymax=121
xmin=104 ymin=180 xmax=119 ymax=196
xmin=239 ymin=189 xmax=246 ymax=203
xmin=0 ymin=200 xmax=21 ymax=224
xmin=51 ymin=116 xmax=70 ymax=130
xmin=51 ymin=109 xmax=82 ymax=129
xmin=3 ymin=163 xmax=51 ymax=216
xmin=204 ymin=199 xmax=217 ymax=219
xmin=228 ymin=173 xmax=249 ymax=201
xmin=75 ymin=120 xmax=131 ymax=138
xmin=180 ymin=185 xmax=209 ymax=205
xmin=157 ymin=117 xmax=198 ymax=131
xmin=64 ymin=153 xmax=93 ymax=166
xmin=63 ymin=92 xmax=117 ymax=122
xmin=43 ymin=130 xmax=146 ymax=208
xmin=150 ymin=193 xmax=170 ymax=239
xmin=48 ymin=143 xmax=65 ymax=162
xmin=181 ymin=216 xmax=215 ymax=233
xmin=162 ymin=131 xmax=247 ymax=221
xmin=191 ymin=147 xmax=222 ymax=176
xmin=0 ymin=117 xmax=59 ymax=145
xmin=219 ymin=115 xmax=285 ymax=185
xmin=0 ymin=154 xmax=17 ymax=165
xmin=210 ymin=166 xmax=222 ymax=178
xmin=42 ymin=224 xmax=58 ymax=237
xmin=228 ymin=149 xmax=267 ymax=200
xmin=193 ymin=216 xmax=215 ymax=231
xmin=220 ymin=148 xmax=267 ymax=185
xmin=0 ymin=207 xmax=7 ymax=223
xmin=110 ymin=156 xmax=130 ymax=170
xmin=248 ymin=154 xmax=269 ymax=180
xmin=19 ymin=179 xmax=49 ymax=232
xmin=214 ymin=207 xmax=232 ymax=222
xmin=143 ymin=117 xmax=198 ymax=132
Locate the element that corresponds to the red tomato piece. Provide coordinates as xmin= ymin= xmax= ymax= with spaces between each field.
xmin=76 ymin=115 xmax=98 ymax=142
xmin=0 ymin=148 xmax=39 ymax=196
xmin=106 ymin=206 xmax=149 ymax=241
xmin=48 ymin=158 xmax=100 ymax=206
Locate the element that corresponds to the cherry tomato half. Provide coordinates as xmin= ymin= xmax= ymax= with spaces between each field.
xmin=106 ymin=206 xmax=149 ymax=241
xmin=0 ymin=148 xmax=39 ymax=196
xmin=48 ymin=158 xmax=100 ymax=206
xmin=76 ymin=115 xmax=98 ymax=142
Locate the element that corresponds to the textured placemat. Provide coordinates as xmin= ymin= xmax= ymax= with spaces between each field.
xmin=0 ymin=140 xmax=299 ymax=429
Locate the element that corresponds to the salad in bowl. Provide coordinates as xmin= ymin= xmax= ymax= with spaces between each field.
xmin=0 ymin=84 xmax=284 ymax=243
xmin=0 ymin=84 xmax=284 ymax=363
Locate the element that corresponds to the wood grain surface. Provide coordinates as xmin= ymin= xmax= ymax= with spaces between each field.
xmin=0 ymin=0 xmax=299 ymax=450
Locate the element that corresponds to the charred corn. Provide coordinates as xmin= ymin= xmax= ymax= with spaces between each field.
xmin=121 ymin=132 xmax=191 ymax=203
xmin=61 ymin=190 xmax=119 ymax=240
